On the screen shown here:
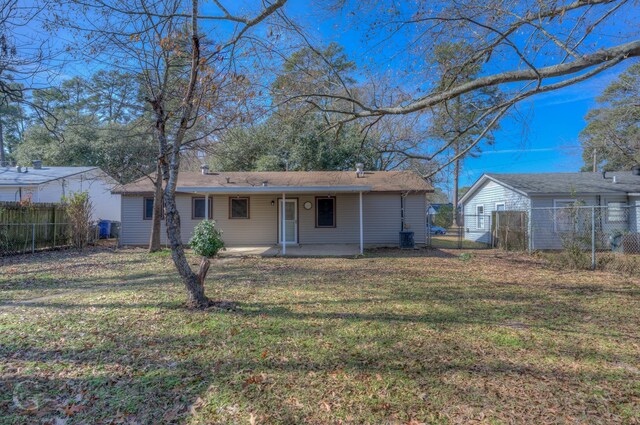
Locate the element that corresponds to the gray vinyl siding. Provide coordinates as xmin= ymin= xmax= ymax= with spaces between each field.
xmin=119 ymin=192 xmax=426 ymax=247
xmin=404 ymin=193 xmax=426 ymax=244
xmin=212 ymin=195 xmax=275 ymax=245
xmin=630 ymin=196 xmax=640 ymax=232
xmin=528 ymin=195 xmax=630 ymax=250
xmin=463 ymin=179 xmax=530 ymax=243
xmin=298 ymin=194 xmax=358 ymax=244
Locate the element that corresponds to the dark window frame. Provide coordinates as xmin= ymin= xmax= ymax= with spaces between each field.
xmin=315 ymin=196 xmax=336 ymax=228
xmin=143 ymin=197 xmax=155 ymax=220
xmin=191 ymin=197 xmax=213 ymax=220
xmin=229 ymin=197 xmax=250 ymax=219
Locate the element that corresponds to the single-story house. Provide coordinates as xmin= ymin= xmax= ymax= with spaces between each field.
xmin=112 ymin=167 xmax=431 ymax=253
xmin=459 ymin=169 xmax=640 ymax=249
xmin=0 ymin=162 xmax=121 ymax=221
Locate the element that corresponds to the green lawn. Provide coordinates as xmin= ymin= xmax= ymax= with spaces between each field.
xmin=1 ymin=247 xmax=639 ymax=424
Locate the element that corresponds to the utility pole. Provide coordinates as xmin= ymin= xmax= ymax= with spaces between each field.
xmin=592 ymin=149 xmax=597 ymax=172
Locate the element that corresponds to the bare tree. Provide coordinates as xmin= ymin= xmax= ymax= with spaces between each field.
xmin=279 ymin=0 xmax=640 ymax=177
xmin=50 ymin=0 xmax=287 ymax=308
xmin=0 ymin=0 xmax=58 ymax=164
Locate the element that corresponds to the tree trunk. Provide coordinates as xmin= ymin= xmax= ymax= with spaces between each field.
xmin=148 ymin=162 xmax=163 ymax=252
xmin=453 ymin=152 xmax=460 ymax=227
xmin=163 ymin=0 xmax=209 ymax=309
xmin=0 ymin=119 xmax=5 ymax=166
xmin=164 ymin=189 xmax=210 ymax=308
xmin=197 ymin=257 xmax=210 ymax=287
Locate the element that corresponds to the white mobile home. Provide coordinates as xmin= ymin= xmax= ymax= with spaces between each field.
xmin=0 ymin=163 xmax=121 ymax=221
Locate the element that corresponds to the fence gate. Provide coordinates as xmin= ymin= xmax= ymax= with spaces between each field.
xmin=493 ymin=211 xmax=529 ymax=250
xmin=426 ymin=204 xmax=492 ymax=249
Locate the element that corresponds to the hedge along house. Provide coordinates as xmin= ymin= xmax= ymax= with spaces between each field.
xmin=459 ymin=169 xmax=640 ymax=249
xmin=113 ymin=166 xmax=432 ymax=254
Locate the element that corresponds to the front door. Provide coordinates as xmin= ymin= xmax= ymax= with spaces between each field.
xmin=278 ymin=199 xmax=298 ymax=244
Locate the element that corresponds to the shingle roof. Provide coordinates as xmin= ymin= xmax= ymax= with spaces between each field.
xmin=486 ymin=172 xmax=640 ymax=196
xmin=113 ymin=171 xmax=432 ymax=194
xmin=0 ymin=166 xmax=98 ymax=186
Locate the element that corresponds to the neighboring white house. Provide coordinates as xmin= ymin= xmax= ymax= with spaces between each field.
xmin=113 ymin=168 xmax=431 ymax=253
xmin=0 ymin=163 xmax=121 ymax=221
xmin=460 ymin=170 xmax=640 ymax=249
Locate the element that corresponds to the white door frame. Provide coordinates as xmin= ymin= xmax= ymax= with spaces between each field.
xmin=278 ymin=198 xmax=298 ymax=244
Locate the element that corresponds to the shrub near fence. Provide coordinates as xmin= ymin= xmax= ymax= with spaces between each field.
xmin=0 ymin=202 xmax=71 ymax=255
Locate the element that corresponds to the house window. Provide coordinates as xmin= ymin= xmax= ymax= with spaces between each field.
xmin=495 ymin=203 xmax=506 ymax=212
xmin=144 ymin=197 xmax=154 ymax=220
xmin=476 ymin=205 xmax=484 ymax=229
xmin=607 ymin=201 xmax=626 ymax=223
xmin=316 ymin=197 xmax=336 ymax=228
xmin=554 ymin=199 xmax=578 ymax=232
xmin=229 ymin=197 xmax=249 ymax=219
xmin=192 ymin=197 xmax=213 ymax=219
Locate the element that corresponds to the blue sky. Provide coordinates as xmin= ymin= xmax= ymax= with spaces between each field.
xmin=283 ymin=1 xmax=639 ymax=193
xmin=19 ymin=0 xmax=639 ymax=194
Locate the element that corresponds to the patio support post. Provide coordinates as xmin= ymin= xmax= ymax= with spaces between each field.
xmin=282 ymin=192 xmax=286 ymax=256
xmin=204 ymin=194 xmax=209 ymax=221
xmin=591 ymin=206 xmax=596 ymax=270
xmin=359 ymin=191 xmax=363 ymax=255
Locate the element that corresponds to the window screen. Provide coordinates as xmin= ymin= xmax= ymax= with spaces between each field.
xmin=230 ymin=198 xmax=249 ymax=219
xmin=476 ymin=205 xmax=484 ymax=228
xmin=316 ymin=197 xmax=335 ymax=227
xmin=192 ymin=197 xmax=213 ymax=219
xmin=607 ymin=202 xmax=625 ymax=223
xmin=144 ymin=197 xmax=154 ymax=220
xmin=554 ymin=200 xmax=576 ymax=232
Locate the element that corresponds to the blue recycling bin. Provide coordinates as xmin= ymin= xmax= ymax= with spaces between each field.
xmin=98 ymin=220 xmax=112 ymax=239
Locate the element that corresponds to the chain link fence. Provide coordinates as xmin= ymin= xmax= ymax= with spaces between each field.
xmin=427 ymin=207 xmax=493 ymax=249
xmin=427 ymin=204 xmax=640 ymax=268
xmin=491 ymin=205 xmax=639 ymax=269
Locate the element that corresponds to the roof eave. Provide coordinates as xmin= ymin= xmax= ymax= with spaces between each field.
xmin=459 ymin=174 xmax=531 ymax=205
xmin=177 ymin=185 xmax=373 ymax=193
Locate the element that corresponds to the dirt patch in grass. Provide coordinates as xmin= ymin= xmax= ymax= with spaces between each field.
xmin=1 ymin=247 xmax=639 ymax=423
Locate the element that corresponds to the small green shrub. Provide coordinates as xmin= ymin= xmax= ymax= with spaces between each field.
xmin=459 ymin=252 xmax=473 ymax=261
xmin=189 ymin=220 xmax=225 ymax=258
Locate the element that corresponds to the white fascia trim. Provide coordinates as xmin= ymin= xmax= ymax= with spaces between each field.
xmin=177 ymin=185 xmax=373 ymax=194
xmin=459 ymin=174 xmax=530 ymax=206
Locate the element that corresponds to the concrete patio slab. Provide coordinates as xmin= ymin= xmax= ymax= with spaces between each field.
xmin=220 ymin=244 xmax=361 ymax=258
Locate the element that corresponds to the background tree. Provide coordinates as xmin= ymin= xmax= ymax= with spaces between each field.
xmin=294 ymin=0 xmax=640 ymax=178
xmin=213 ymin=43 xmax=424 ymax=173
xmin=580 ymin=62 xmax=640 ymax=171
xmin=15 ymin=72 xmax=155 ymax=183
xmin=430 ymin=42 xmax=501 ymax=222
xmin=210 ymin=113 xmax=381 ymax=171
xmin=434 ymin=204 xmax=454 ymax=229
xmin=0 ymin=83 xmax=26 ymax=164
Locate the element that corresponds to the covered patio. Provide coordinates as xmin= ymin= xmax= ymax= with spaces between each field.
xmin=115 ymin=170 xmax=430 ymax=249
xmin=186 ymin=184 xmax=370 ymax=256
xmin=219 ymin=244 xmax=362 ymax=257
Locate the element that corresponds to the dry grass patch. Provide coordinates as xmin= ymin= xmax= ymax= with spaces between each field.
xmin=0 ymin=247 xmax=639 ymax=424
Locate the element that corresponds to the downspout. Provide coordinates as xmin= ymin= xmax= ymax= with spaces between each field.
xmin=400 ymin=194 xmax=404 ymax=230
xmin=400 ymin=192 xmax=406 ymax=230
